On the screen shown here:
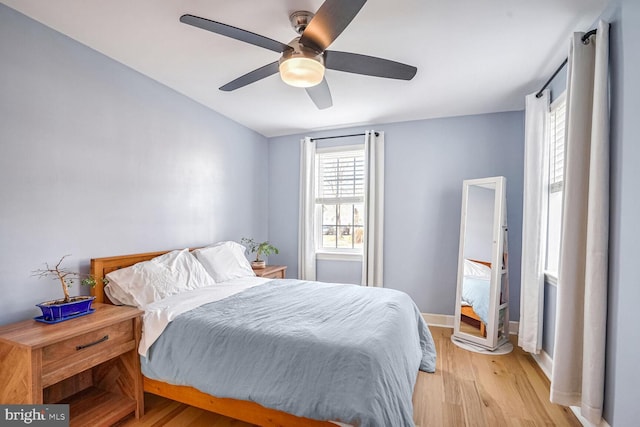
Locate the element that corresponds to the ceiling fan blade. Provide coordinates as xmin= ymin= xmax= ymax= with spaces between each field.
xmin=219 ymin=61 xmax=280 ymax=91
xmin=180 ymin=14 xmax=290 ymax=53
xmin=305 ymin=78 xmax=333 ymax=109
xmin=325 ymin=50 xmax=417 ymax=80
xmin=299 ymin=0 xmax=367 ymax=52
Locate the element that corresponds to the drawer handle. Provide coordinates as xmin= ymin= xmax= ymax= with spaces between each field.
xmin=76 ymin=335 xmax=109 ymax=351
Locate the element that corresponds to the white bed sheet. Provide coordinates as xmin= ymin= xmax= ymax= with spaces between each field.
xmin=139 ymin=276 xmax=270 ymax=355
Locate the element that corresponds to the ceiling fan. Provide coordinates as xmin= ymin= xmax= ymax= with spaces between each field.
xmin=180 ymin=0 xmax=417 ymax=110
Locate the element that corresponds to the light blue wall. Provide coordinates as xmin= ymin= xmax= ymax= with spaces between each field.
xmin=0 ymin=5 xmax=269 ymax=324
xmin=603 ymin=0 xmax=640 ymax=424
xmin=268 ymin=112 xmax=525 ymax=321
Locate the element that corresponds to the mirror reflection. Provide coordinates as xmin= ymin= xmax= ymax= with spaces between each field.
xmin=459 ymin=183 xmax=495 ymax=338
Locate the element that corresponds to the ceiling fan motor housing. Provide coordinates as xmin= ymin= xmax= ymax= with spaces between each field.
xmin=289 ymin=11 xmax=314 ymax=35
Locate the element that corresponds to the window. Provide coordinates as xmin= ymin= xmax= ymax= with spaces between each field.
xmin=315 ymin=146 xmax=365 ymax=253
xmin=545 ymin=93 xmax=566 ymax=277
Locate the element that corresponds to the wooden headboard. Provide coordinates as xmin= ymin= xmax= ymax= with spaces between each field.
xmin=90 ymin=249 xmax=173 ymax=303
xmin=467 ymin=258 xmax=492 ymax=268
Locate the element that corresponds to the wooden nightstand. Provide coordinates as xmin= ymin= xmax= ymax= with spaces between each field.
xmin=253 ymin=265 xmax=287 ymax=279
xmin=0 ymin=303 xmax=144 ymax=426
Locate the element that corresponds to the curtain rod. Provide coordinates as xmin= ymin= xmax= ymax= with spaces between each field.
xmin=535 ymin=28 xmax=598 ymax=98
xmin=311 ymin=131 xmax=378 ymax=141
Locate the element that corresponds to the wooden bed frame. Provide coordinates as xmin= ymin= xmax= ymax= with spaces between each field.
xmin=460 ymin=305 xmax=486 ymax=337
xmin=90 ymin=249 xmax=335 ymax=427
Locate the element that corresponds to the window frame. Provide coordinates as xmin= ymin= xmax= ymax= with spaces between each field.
xmin=314 ymin=144 xmax=365 ymax=260
xmin=543 ymin=91 xmax=567 ymax=285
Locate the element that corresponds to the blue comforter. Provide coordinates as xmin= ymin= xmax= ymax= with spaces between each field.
xmin=141 ymin=279 xmax=436 ymax=426
xmin=462 ymin=276 xmax=490 ymax=325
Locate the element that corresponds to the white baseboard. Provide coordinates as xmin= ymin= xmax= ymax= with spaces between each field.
xmin=527 ymin=351 xmax=611 ymax=427
xmin=421 ymin=313 xmax=454 ymax=328
xmin=509 ymin=320 xmax=519 ymax=335
xmin=421 ymin=313 xmax=519 ymax=335
xmin=569 ymin=408 xmax=611 ymax=427
xmin=531 ymin=349 xmax=553 ymax=380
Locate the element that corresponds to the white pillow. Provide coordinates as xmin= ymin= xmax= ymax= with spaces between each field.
xmin=105 ymin=248 xmax=216 ymax=308
xmin=193 ymin=241 xmax=256 ymax=283
xmin=463 ymin=259 xmax=492 ymax=280
xmin=104 ymin=282 xmax=136 ymax=306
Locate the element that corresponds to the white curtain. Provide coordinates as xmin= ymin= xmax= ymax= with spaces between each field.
xmin=518 ymin=90 xmax=550 ymax=354
xmin=362 ymin=131 xmax=384 ymax=287
xmin=298 ymin=137 xmax=316 ymax=280
xmin=550 ymin=21 xmax=609 ymax=425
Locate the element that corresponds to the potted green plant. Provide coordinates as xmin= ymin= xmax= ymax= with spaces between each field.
xmin=241 ymin=238 xmax=279 ymax=269
xmin=32 ymin=255 xmax=106 ymax=323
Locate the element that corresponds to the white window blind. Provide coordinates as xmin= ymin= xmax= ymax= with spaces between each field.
xmin=548 ymin=98 xmax=566 ymax=193
xmin=316 ymin=150 xmax=364 ymax=204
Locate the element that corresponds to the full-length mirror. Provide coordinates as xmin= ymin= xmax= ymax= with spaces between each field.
xmin=453 ymin=176 xmax=509 ymax=351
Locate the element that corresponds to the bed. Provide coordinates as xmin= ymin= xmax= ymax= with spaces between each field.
xmin=460 ymin=304 xmax=486 ymax=337
xmin=460 ymin=259 xmax=492 ymax=337
xmin=90 ymin=245 xmax=436 ymax=426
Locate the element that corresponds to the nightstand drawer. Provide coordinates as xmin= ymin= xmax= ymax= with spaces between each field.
xmin=42 ymin=320 xmax=135 ymax=388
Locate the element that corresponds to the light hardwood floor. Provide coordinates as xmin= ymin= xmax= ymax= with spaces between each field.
xmin=118 ymin=327 xmax=580 ymax=427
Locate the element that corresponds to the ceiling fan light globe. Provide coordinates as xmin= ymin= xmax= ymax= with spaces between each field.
xmin=279 ymin=57 xmax=325 ymax=88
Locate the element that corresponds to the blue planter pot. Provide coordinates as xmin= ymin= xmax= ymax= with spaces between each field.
xmin=35 ymin=296 xmax=95 ymax=323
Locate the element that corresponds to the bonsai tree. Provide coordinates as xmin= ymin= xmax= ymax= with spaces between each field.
xmin=32 ymin=255 xmax=103 ymax=303
xmin=241 ymin=238 xmax=279 ymax=263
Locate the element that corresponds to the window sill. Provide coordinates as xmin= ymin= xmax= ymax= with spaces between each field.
xmin=544 ymin=272 xmax=558 ymax=287
xmin=316 ymin=251 xmax=362 ymax=262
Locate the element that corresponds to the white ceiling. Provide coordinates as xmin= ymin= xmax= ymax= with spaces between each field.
xmin=2 ymin=0 xmax=608 ymax=137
